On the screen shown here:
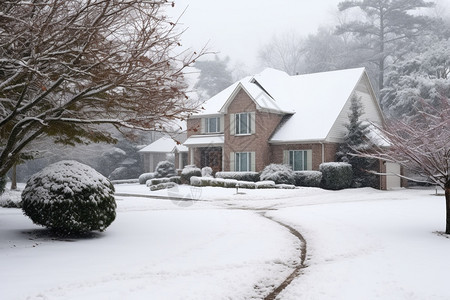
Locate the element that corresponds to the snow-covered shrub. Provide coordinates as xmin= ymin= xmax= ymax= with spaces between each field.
xmin=294 ymin=171 xmax=322 ymax=187
xmin=0 ymin=188 xmax=22 ymax=208
xmin=154 ymin=161 xmax=176 ymax=178
xmin=211 ymin=178 xmax=225 ymax=187
xmin=320 ymin=162 xmax=353 ymax=190
xmin=260 ymin=164 xmax=295 ymax=185
xmin=139 ymin=172 xmax=155 ymax=184
xmin=255 ymin=180 xmax=276 ymax=189
xmin=149 ymin=182 xmax=177 ymax=191
xmin=190 ymin=176 xmax=202 ymax=186
xmin=224 ymin=179 xmax=238 ymax=188
xmin=189 ymin=176 xmax=214 ymax=187
xmin=21 ymin=160 xmax=116 ymax=233
xmin=236 ymin=181 xmax=256 ymax=189
xmin=201 ymin=167 xmax=213 ymax=177
xmin=169 ymin=176 xmax=181 ymax=184
xmin=108 ymin=167 xmax=128 ymax=180
xmin=276 ymin=184 xmax=296 ymax=189
xmin=147 ymin=177 xmax=171 ymax=186
xmin=215 ymin=172 xmax=260 ymax=182
xmin=181 ymin=166 xmax=201 ymax=184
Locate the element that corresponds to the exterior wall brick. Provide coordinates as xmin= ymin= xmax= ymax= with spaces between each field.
xmin=187 ymin=118 xmax=201 ymax=137
xmin=223 ymin=89 xmax=284 ymax=172
xmin=270 ymin=142 xmax=339 ymax=170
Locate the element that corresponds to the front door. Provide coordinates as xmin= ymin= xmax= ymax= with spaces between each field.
xmin=200 ymin=147 xmax=222 ymax=173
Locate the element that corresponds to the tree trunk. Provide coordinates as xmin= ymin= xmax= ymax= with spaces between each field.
xmin=446 ymin=181 xmax=450 ymax=234
xmin=10 ymin=164 xmax=17 ymax=190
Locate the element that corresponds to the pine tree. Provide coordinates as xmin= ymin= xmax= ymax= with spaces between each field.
xmin=194 ymin=56 xmax=234 ymax=100
xmin=337 ymin=96 xmax=378 ymax=187
xmin=336 ymin=0 xmax=436 ymax=98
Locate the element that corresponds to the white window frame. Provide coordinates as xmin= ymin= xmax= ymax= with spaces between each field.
xmin=235 ymin=113 xmax=251 ymax=135
xmin=289 ymin=150 xmax=308 ymax=171
xmin=205 ymin=117 xmax=220 ymax=133
xmin=235 ymin=152 xmax=251 ymax=172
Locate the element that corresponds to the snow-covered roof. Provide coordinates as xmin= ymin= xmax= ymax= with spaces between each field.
xmin=266 ymin=67 xmax=367 ymax=142
xmin=139 ymin=136 xmax=180 ymax=153
xmin=193 ymin=75 xmax=294 ymax=117
xmin=183 ymin=134 xmax=224 ymax=147
xmin=174 ymin=144 xmax=189 ymax=152
xmin=192 ymin=67 xmax=370 ymax=142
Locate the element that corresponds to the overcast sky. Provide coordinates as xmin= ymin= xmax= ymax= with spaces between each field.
xmin=168 ymin=0 xmax=450 ymax=76
xmin=169 ymin=0 xmax=343 ymax=72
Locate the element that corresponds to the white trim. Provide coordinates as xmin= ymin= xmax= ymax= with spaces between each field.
xmin=230 ymin=114 xmax=235 ymax=136
xmin=250 ymin=112 xmax=256 ymax=134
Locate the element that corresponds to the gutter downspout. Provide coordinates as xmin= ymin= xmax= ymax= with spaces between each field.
xmin=320 ymin=142 xmax=325 ymax=165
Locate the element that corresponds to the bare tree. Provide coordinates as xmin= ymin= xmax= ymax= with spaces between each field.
xmin=0 ymin=0 xmax=204 ymax=179
xmin=365 ymin=97 xmax=450 ymax=233
xmin=257 ymin=31 xmax=306 ymax=75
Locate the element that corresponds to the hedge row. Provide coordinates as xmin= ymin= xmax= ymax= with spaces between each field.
xmin=190 ymin=177 xmax=295 ymax=190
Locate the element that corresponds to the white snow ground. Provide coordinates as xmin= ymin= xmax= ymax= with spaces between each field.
xmin=1 ymin=184 xmax=449 ymax=299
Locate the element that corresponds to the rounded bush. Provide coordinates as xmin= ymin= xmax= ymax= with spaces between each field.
xmin=201 ymin=167 xmax=213 ymax=177
xmin=154 ymin=161 xmax=176 ymax=178
xmin=320 ymin=162 xmax=353 ymax=190
xmin=139 ymin=172 xmax=155 ymax=184
xmin=294 ymin=171 xmax=322 ymax=187
xmin=180 ymin=165 xmax=201 ymax=184
xmin=260 ymin=164 xmax=295 ymax=185
xmin=22 ymin=160 xmax=116 ymax=233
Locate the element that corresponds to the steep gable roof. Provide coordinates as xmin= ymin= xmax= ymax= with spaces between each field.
xmin=191 ymin=67 xmax=381 ymax=143
xmin=192 ymin=74 xmax=294 ymax=117
xmin=266 ymin=67 xmax=369 ymax=142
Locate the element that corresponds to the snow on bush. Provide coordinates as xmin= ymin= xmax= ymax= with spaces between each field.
xmin=211 ymin=178 xmax=226 ymax=187
xmin=236 ymin=181 xmax=256 ymax=189
xmin=147 ymin=177 xmax=171 ymax=186
xmin=154 ymin=161 xmax=176 ymax=178
xmin=215 ymin=172 xmax=260 ymax=182
xmin=224 ymin=179 xmax=238 ymax=188
xmin=320 ymin=162 xmax=353 ymax=190
xmin=190 ymin=176 xmax=202 ymax=186
xmin=149 ymin=182 xmax=177 ymax=191
xmin=260 ymin=164 xmax=295 ymax=185
xmin=181 ymin=165 xmax=202 ymax=184
xmin=0 ymin=188 xmax=22 ymax=208
xmin=201 ymin=167 xmax=213 ymax=177
xmin=21 ymin=160 xmax=116 ymax=233
xmin=139 ymin=172 xmax=155 ymax=184
xmin=255 ymin=180 xmax=276 ymax=189
xmin=294 ymin=171 xmax=322 ymax=187
xmin=276 ymin=184 xmax=296 ymax=189
xmin=169 ymin=176 xmax=181 ymax=184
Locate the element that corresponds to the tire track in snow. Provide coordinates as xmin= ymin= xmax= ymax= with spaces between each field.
xmin=258 ymin=212 xmax=308 ymax=300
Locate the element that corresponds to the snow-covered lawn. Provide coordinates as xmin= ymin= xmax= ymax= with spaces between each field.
xmin=1 ymin=184 xmax=449 ymax=299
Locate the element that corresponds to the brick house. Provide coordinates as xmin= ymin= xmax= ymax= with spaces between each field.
xmin=183 ymin=67 xmax=398 ymax=189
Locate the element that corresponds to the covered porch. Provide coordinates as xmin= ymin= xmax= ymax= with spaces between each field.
xmin=183 ymin=134 xmax=224 ymax=173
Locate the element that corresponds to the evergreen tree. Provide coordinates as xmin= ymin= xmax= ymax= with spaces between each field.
xmin=382 ymin=38 xmax=450 ymax=119
xmin=194 ymin=56 xmax=234 ymax=100
xmin=337 ymin=96 xmax=378 ymax=188
xmin=336 ymin=0 xmax=436 ymax=100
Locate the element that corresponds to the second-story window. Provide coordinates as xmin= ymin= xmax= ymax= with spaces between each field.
xmin=205 ymin=117 xmax=220 ymax=133
xmin=235 ymin=113 xmax=251 ymax=135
